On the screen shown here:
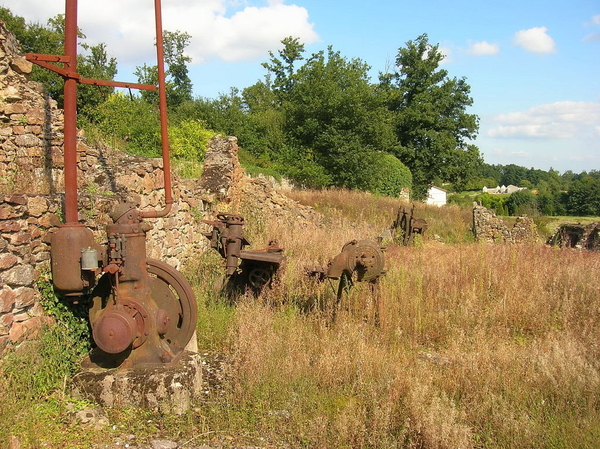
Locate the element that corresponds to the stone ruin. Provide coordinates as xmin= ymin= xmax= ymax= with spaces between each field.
xmin=548 ymin=223 xmax=600 ymax=250
xmin=472 ymin=204 xmax=539 ymax=244
xmin=0 ymin=20 xmax=319 ymax=357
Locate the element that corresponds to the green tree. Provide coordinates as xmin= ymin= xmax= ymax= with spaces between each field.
xmin=260 ymin=40 xmax=403 ymax=192
xmin=500 ymin=164 xmax=528 ymax=186
xmin=380 ymin=34 xmax=481 ymax=197
xmin=94 ymin=93 xmax=160 ymax=157
xmin=78 ymin=42 xmax=118 ymax=121
xmin=0 ymin=8 xmax=116 ymax=112
xmin=135 ymin=30 xmax=192 ymax=108
xmin=567 ymin=175 xmax=600 ymax=216
xmin=506 ymin=189 xmax=538 ymax=216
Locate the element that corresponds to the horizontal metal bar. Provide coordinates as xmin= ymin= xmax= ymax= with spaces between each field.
xmin=78 ymin=78 xmax=157 ymax=91
xmin=26 ymin=53 xmax=71 ymax=63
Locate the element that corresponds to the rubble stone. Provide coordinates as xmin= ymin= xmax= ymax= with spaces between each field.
xmin=472 ymin=204 xmax=539 ymax=244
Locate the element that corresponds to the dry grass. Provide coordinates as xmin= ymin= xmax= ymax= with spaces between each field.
xmin=2 ymin=188 xmax=599 ymax=448
xmin=190 ymin=189 xmax=600 ymax=448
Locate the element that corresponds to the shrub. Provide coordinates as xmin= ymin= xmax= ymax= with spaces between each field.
xmin=168 ymin=119 xmax=215 ymax=162
xmin=368 ymin=152 xmax=412 ymax=197
xmin=93 ymin=93 xmax=161 ymax=157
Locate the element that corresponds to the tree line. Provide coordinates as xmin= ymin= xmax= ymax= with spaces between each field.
xmin=458 ymin=163 xmax=600 ymax=217
xmin=1 ymin=7 xmax=598 ymax=215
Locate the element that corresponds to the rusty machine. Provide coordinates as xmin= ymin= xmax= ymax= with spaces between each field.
xmin=306 ymin=240 xmax=386 ymax=299
xmin=202 ymin=214 xmax=285 ymax=295
xmin=391 ymin=205 xmax=428 ymax=246
xmin=28 ymin=0 xmax=197 ymax=367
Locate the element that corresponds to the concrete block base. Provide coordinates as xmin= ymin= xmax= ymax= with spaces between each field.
xmin=70 ymin=351 xmax=203 ymax=415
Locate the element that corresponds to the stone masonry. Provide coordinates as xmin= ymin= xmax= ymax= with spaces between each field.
xmin=0 ymin=20 xmax=319 ymax=356
xmin=472 ymin=204 xmax=539 ymax=244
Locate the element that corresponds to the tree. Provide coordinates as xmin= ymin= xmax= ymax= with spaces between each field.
xmin=261 ymin=36 xmax=305 ymax=96
xmin=78 ymin=42 xmax=118 ymax=121
xmin=500 ymin=164 xmax=528 ymax=186
xmin=567 ymin=175 xmax=600 ymax=216
xmin=136 ymin=30 xmax=192 ymax=108
xmin=506 ymin=189 xmax=538 ymax=216
xmin=380 ymin=34 xmax=481 ymax=197
xmin=0 ymin=8 xmax=116 ymax=112
xmin=259 ymin=40 xmax=403 ymax=191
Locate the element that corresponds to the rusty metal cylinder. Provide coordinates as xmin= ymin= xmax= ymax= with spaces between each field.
xmin=92 ymin=309 xmax=137 ymax=354
xmin=51 ymin=224 xmax=95 ymax=295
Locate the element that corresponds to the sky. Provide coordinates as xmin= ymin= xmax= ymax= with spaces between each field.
xmin=2 ymin=0 xmax=599 ymax=174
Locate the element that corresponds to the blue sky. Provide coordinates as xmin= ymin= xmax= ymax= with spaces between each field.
xmin=3 ymin=0 xmax=599 ymax=173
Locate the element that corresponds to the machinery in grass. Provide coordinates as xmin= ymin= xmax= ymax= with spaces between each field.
xmin=306 ymin=239 xmax=386 ymax=300
xmin=391 ymin=205 xmax=428 ymax=245
xmin=202 ymin=213 xmax=285 ymax=295
xmin=31 ymin=0 xmax=197 ymax=368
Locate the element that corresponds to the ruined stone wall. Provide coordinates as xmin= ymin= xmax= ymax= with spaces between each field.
xmin=0 ymin=22 xmax=211 ymax=354
xmin=472 ymin=204 xmax=539 ymax=244
xmin=548 ymin=223 xmax=600 ymax=250
xmin=0 ymin=21 xmax=319 ymax=356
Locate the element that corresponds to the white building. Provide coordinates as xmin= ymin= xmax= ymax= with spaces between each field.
xmin=426 ymin=185 xmax=447 ymax=206
xmin=482 ymin=185 xmax=525 ymax=194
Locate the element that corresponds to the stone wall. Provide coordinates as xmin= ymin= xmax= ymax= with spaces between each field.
xmin=548 ymin=223 xmax=600 ymax=250
xmin=0 ymin=21 xmax=320 ymax=356
xmin=472 ymin=204 xmax=539 ymax=244
xmin=0 ymin=21 xmax=214 ymax=355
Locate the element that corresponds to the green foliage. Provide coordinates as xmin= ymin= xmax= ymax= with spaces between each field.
xmin=77 ymin=42 xmax=118 ymax=121
xmin=258 ymin=40 xmax=400 ymax=190
xmin=0 ymin=9 xmax=115 ymax=111
xmin=2 ymin=272 xmax=90 ymax=399
xmin=94 ymin=93 xmax=161 ymax=157
xmin=506 ymin=189 xmax=539 ymax=216
xmin=369 ymin=152 xmax=412 ymax=196
xmin=475 ymin=193 xmax=509 ymax=216
xmin=169 ymin=119 xmax=214 ymax=161
xmin=567 ymin=174 xmax=600 ymax=216
xmin=380 ymin=34 xmax=482 ymax=197
xmin=135 ymin=30 xmax=193 ymax=108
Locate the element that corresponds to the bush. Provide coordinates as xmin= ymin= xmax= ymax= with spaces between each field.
xmin=506 ymin=189 xmax=538 ymax=216
xmin=168 ymin=119 xmax=215 ymax=162
xmin=368 ymin=152 xmax=412 ymax=197
xmin=93 ymin=93 xmax=161 ymax=157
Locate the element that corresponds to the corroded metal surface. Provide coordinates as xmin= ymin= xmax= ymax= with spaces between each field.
xmin=202 ymin=213 xmax=285 ymax=294
xmin=306 ymin=239 xmax=386 ymax=299
xmin=392 ymin=205 xmax=428 ymax=245
xmin=40 ymin=0 xmax=198 ymax=369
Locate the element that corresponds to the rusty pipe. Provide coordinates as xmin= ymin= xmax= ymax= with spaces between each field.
xmin=63 ymin=0 xmax=79 ymax=224
xmin=140 ymin=0 xmax=173 ymax=219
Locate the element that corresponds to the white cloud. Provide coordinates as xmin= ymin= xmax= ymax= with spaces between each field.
xmin=592 ymin=14 xmax=600 ymax=25
xmin=437 ymin=46 xmax=452 ymax=64
xmin=488 ymin=101 xmax=600 ymax=139
xmin=583 ymin=33 xmax=600 ymax=42
xmin=467 ymin=41 xmax=499 ymax=56
xmin=0 ymin=0 xmax=319 ymax=65
xmin=492 ymin=148 xmax=531 ymax=159
xmin=514 ymin=27 xmax=556 ymax=54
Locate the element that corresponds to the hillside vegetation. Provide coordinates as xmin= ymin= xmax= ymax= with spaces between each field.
xmin=2 ymin=190 xmax=599 ymax=448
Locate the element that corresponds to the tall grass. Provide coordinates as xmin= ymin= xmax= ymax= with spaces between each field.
xmin=189 ymin=190 xmax=600 ymax=448
xmin=2 ymin=189 xmax=599 ymax=448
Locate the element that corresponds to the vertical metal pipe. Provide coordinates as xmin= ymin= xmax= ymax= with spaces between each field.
xmin=154 ymin=0 xmax=172 ymax=206
xmin=63 ymin=0 xmax=79 ymax=224
xmin=140 ymin=0 xmax=173 ymax=219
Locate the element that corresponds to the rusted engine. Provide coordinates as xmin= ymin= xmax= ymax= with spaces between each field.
xmin=391 ymin=205 xmax=428 ymax=245
xmin=306 ymin=239 xmax=386 ymax=298
xmin=33 ymin=0 xmax=197 ymax=368
xmin=202 ymin=213 xmax=285 ymax=294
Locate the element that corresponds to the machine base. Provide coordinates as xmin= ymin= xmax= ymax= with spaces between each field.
xmin=71 ymin=351 xmax=203 ymax=415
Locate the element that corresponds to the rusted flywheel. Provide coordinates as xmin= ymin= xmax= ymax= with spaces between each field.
xmin=146 ymin=259 xmax=197 ymax=352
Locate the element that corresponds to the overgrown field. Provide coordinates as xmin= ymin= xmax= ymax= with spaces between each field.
xmin=1 ymin=190 xmax=599 ymax=448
